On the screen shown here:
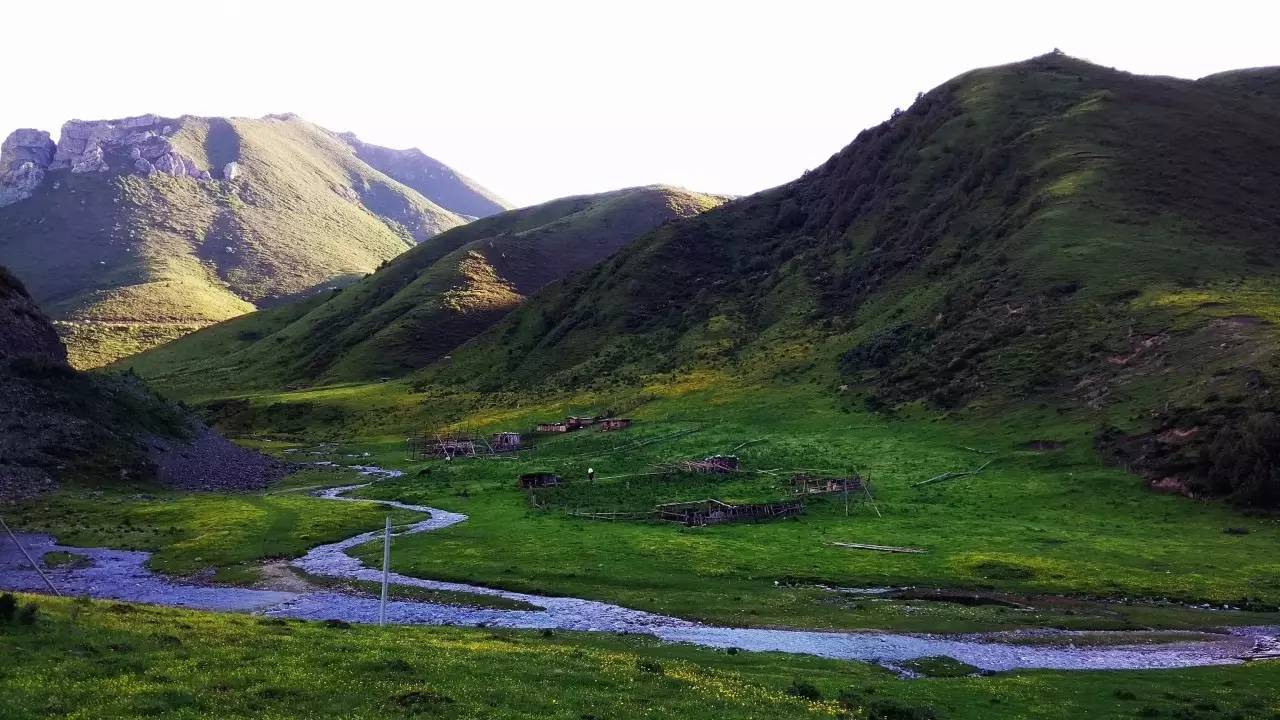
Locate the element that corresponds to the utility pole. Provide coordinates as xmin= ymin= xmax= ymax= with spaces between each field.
xmin=379 ymin=515 xmax=391 ymax=626
xmin=1 ymin=516 xmax=61 ymax=596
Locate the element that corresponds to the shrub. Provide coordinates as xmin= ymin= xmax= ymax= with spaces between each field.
xmin=16 ymin=603 xmax=39 ymax=625
xmin=0 ymin=593 xmax=15 ymax=622
xmin=866 ymin=699 xmax=944 ymax=720
xmin=785 ymin=680 xmax=822 ymax=701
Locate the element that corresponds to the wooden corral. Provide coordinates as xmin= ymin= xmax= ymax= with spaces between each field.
xmin=407 ymin=434 xmax=479 ymax=460
xmin=682 ymin=455 xmax=740 ymax=474
xmin=653 ymin=498 xmax=804 ymax=527
xmin=598 ymin=418 xmax=632 ymax=431
xmin=789 ymin=473 xmax=865 ymax=496
xmin=518 ymin=472 xmax=562 ymax=489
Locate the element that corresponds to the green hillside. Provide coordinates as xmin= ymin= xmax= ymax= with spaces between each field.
xmin=121 ymin=186 xmax=724 ymax=395
xmin=424 ymin=53 xmax=1280 ymax=507
xmin=0 ymin=114 xmax=506 ymax=367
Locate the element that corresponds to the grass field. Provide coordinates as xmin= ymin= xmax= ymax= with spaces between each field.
xmin=1 ymin=594 xmax=1278 ymax=720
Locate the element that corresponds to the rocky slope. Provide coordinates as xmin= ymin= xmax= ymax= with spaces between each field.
xmin=0 ymin=266 xmax=286 ymax=501
xmin=0 ymin=113 xmax=509 ymax=367
xmin=123 ymin=186 xmax=724 ymax=394
xmin=424 ymin=55 xmax=1280 ymax=507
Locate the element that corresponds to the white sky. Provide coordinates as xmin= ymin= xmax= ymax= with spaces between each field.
xmin=4 ymin=0 xmax=1277 ymax=207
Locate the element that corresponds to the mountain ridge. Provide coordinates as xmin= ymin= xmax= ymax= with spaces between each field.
xmin=122 ymin=184 xmax=725 ymax=394
xmin=0 ymin=112 xmax=508 ymax=367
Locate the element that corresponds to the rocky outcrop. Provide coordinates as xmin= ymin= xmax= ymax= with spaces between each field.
xmin=0 ymin=130 xmax=56 ymax=206
xmin=50 ymin=115 xmax=212 ymax=180
xmin=0 ymin=116 xmax=222 ymax=207
xmin=223 ymin=161 xmax=240 ymax=181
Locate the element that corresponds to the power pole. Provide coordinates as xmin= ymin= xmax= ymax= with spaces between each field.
xmin=379 ymin=515 xmax=391 ymax=626
xmin=1 ymin=516 xmax=61 ymax=596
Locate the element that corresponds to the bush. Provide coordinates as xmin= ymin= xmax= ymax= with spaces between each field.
xmin=786 ymin=680 xmax=822 ymax=701
xmin=16 ymin=603 xmax=39 ymax=625
xmin=0 ymin=593 xmax=15 ymax=622
xmin=867 ymin=699 xmax=944 ymax=720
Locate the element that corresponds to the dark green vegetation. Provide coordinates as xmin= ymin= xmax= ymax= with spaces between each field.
xmin=0 ymin=114 xmax=508 ymax=367
xmin=2 ymin=595 xmax=1279 ymax=719
xmin=40 ymin=551 xmax=91 ymax=570
xmin=404 ymin=55 xmax=1280 ymax=508
xmin=123 ymin=186 xmax=724 ymax=393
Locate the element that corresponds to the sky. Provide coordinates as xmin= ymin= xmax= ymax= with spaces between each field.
xmin=5 ymin=0 xmax=1278 ymax=207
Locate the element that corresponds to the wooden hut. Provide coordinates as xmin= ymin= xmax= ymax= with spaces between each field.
xmin=536 ymin=421 xmax=570 ymax=433
xmin=518 ymin=472 xmax=561 ymax=489
xmin=599 ymin=418 xmax=632 ymax=431
xmin=491 ymin=432 xmax=523 ymax=451
xmin=566 ymin=416 xmax=599 ymax=430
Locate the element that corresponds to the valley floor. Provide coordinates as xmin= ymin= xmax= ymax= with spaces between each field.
xmin=7 ymin=377 xmax=1280 ymax=716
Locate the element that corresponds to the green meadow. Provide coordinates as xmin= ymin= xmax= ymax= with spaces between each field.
xmin=2 ymin=594 xmax=1279 ymax=720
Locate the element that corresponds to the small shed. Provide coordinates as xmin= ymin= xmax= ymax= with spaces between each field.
xmin=518 ymin=472 xmax=562 ymax=489
xmin=566 ymin=416 xmax=598 ymax=430
xmin=537 ymin=422 xmax=570 ymax=433
xmin=491 ymin=432 xmax=523 ymax=451
xmin=599 ymin=418 xmax=632 ymax=432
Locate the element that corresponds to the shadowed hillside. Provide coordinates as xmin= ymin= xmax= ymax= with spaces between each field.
xmin=122 ymin=186 xmax=724 ymax=394
xmin=424 ymin=54 xmax=1280 ymax=506
xmin=0 ymin=266 xmax=284 ymax=501
xmin=0 ymin=113 xmax=506 ymax=367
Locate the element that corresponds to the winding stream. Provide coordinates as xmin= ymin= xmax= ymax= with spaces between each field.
xmin=3 ymin=471 xmax=1277 ymax=673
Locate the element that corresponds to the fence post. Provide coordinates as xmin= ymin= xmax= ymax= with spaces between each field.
xmin=379 ymin=515 xmax=391 ymax=626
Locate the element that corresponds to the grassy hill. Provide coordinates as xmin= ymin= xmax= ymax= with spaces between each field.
xmin=120 ymin=186 xmax=724 ymax=395
xmin=423 ymin=53 xmax=1280 ymax=507
xmin=0 ymin=114 xmax=508 ymax=367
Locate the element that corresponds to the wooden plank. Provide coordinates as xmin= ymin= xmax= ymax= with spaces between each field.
xmin=830 ymin=541 xmax=927 ymax=554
